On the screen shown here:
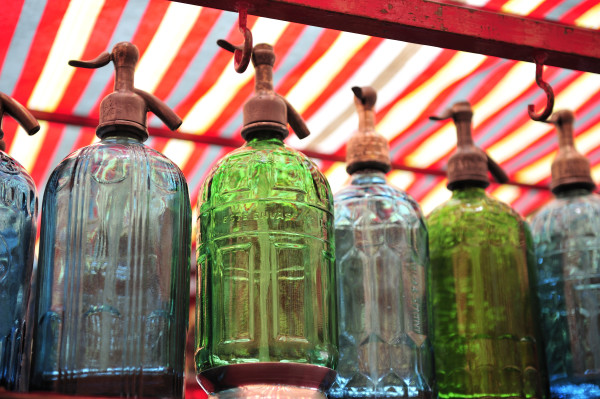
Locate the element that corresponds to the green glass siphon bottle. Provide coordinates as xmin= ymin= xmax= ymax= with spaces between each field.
xmin=529 ymin=110 xmax=600 ymax=399
xmin=427 ymin=102 xmax=549 ymax=399
xmin=329 ymin=87 xmax=434 ymax=399
xmin=195 ymin=43 xmax=337 ymax=395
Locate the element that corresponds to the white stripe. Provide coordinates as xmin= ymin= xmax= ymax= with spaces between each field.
xmin=285 ymin=32 xmax=371 ymax=115
xmin=28 ymin=0 xmax=105 ymax=111
xmin=136 ymin=3 xmax=202 ymax=93
xmin=288 ymin=40 xmax=407 ymax=150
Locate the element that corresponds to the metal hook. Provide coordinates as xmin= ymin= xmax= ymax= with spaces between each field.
xmin=217 ymin=3 xmax=252 ymax=73
xmin=528 ymin=53 xmax=555 ymax=122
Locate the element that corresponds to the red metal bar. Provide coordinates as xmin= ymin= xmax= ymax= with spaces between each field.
xmin=30 ymin=109 xmax=551 ymax=191
xmin=172 ymin=0 xmax=600 ymax=74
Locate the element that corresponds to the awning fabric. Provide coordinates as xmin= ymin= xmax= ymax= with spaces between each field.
xmin=2 ymin=0 xmax=600 ymax=219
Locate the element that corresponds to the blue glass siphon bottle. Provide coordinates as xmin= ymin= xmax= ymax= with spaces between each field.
xmin=328 ymin=87 xmax=434 ymax=399
xmin=0 ymin=92 xmax=39 ymax=391
xmin=28 ymin=42 xmax=191 ymax=397
xmin=529 ymin=110 xmax=600 ymax=399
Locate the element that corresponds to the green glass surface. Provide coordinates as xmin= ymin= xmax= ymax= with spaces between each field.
xmin=196 ymin=133 xmax=337 ymax=372
xmin=427 ymin=187 xmax=548 ymax=399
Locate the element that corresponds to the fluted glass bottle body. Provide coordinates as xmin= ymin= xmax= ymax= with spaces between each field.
xmin=329 ymin=171 xmax=433 ymax=399
xmin=428 ymin=187 xmax=548 ymax=399
xmin=30 ymin=135 xmax=191 ymax=397
xmin=196 ymin=135 xmax=337 ymax=371
xmin=0 ymin=152 xmax=36 ymax=391
xmin=529 ymin=189 xmax=600 ymax=398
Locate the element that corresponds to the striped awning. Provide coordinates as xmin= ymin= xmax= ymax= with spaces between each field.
xmin=2 ymin=0 xmax=600 ymax=221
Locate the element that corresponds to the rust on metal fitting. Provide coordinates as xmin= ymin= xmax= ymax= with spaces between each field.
xmin=0 ymin=92 xmax=40 ymax=152
xmin=69 ymin=42 xmax=182 ymax=141
xmin=346 ymin=86 xmax=391 ymax=175
xmin=547 ymin=110 xmax=595 ymax=193
xmin=430 ymin=101 xmax=508 ymax=190
xmin=218 ymin=41 xmax=310 ymax=141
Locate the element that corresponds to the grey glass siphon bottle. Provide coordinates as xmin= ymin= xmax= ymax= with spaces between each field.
xmin=529 ymin=110 xmax=600 ymax=399
xmin=196 ymin=42 xmax=337 ymax=397
xmin=329 ymin=87 xmax=434 ymax=399
xmin=28 ymin=42 xmax=191 ymax=398
xmin=0 ymin=93 xmax=39 ymax=391
xmin=427 ymin=102 xmax=549 ymax=399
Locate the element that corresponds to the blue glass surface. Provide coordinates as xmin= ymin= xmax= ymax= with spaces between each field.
xmin=329 ymin=170 xmax=434 ymax=398
xmin=0 ymin=151 xmax=36 ymax=391
xmin=530 ymin=187 xmax=600 ymax=399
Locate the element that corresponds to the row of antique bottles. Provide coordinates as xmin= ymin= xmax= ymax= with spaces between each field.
xmin=0 ymin=38 xmax=598 ymax=399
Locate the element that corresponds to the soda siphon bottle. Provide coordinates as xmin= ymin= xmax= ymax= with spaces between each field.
xmin=328 ymin=87 xmax=434 ymax=399
xmin=196 ymin=42 xmax=337 ymax=396
xmin=28 ymin=42 xmax=191 ymax=397
xmin=529 ymin=110 xmax=600 ymax=399
xmin=0 ymin=92 xmax=39 ymax=391
xmin=427 ymin=101 xmax=549 ymax=399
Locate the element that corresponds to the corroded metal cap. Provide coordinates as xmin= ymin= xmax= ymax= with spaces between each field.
xmin=0 ymin=92 xmax=39 ymax=151
xmin=431 ymin=101 xmax=508 ymax=190
xmin=217 ymin=41 xmax=309 ymax=141
xmin=346 ymin=86 xmax=391 ymax=175
xmin=549 ymin=110 xmax=595 ymax=193
xmin=69 ymin=42 xmax=181 ymax=141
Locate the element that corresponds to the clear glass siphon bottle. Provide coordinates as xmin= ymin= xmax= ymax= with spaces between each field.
xmin=529 ymin=110 xmax=600 ymax=399
xmin=328 ymin=87 xmax=434 ymax=399
xmin=427 ymin=102 xmax=549 ymax=399
xmin=0 ymin=92 xmax=39 ymax=391
xmin=28 ymin=43 xmax=191 ymax=397
xmin=196 ymin=43 xmax=337 ymax=396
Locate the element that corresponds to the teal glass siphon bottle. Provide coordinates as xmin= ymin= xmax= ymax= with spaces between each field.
xmin=0 ymin=93 xmax=39 ymax=391
xmin=529 ymin=110 xmax=600 ymax=399
xmin=329 ymin=87 xmax=434 ymax=399
xmin=28 ymin=43 xmax=191 ymax=397
xmin=427 ymin=102 xmax=549 ymax=399
xmin=196 ymin=43 xmax=337 ymax=395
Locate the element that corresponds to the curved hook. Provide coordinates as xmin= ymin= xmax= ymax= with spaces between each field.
xmin=217 ymin=3 xmax=252 ymax=73
xmin=528 ymin=53 xmax=555 ymax=122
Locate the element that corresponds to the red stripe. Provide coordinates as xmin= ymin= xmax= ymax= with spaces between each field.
xmin=527 ymin=0 xmax=563 ymax=19
xmin=301 ymin=37 xmax=384 ymax=121
xmin=173 ymin=15 xmax=259 ymax=120
xmin=153 ymin=7 xmax=222 ymax=100
xmin=56 ymin=0 xmax=128 ymax=113
xmin=9 ymin=0 xmax=70 ymax=104
xmin=559 ymin=0 xmax=598 ymax=25
xmin=200 ymin=22 xmax=307 ymax=135
xmin=277 ymin=29 xmax=341 ymax=96
xmin=29 ymin=124 xmax=67 ymax=186
xmin=0 ymin=0 xmax=25 ymax=72
xmin=481 ymin=0 xmax=513 ymax=11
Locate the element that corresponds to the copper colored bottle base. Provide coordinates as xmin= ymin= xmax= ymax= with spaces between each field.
xmin=197 ymin=363 xmax=336 ymax=396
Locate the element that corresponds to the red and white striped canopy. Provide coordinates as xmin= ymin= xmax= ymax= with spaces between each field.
xmin=2 ymin=0 xmax=600 ymax=219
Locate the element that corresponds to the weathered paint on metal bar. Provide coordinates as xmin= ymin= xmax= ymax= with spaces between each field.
xmin=172 ymin=0 xmax=600 ymax=74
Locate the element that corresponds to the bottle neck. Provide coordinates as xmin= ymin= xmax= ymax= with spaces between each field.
xmin=451 ymin=186 xmax=487 ymax=199
xmin=101 ymin=132 xmax=144 ymax=144
xmin=554 ymin=185 xmax=593 ymax=199
xmin=350 ymin=169 xmax=387 ymax=185
xmin=245 ymin=131 xmax=285 ymax=146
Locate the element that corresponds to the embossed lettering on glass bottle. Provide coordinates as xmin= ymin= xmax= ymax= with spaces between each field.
xmin=28 ymin=43 xmax=191 ymax=398
xmin=196 ymin=43 xmax=337 ymax=396
xmin=427 ymin=102 xmax=549 ymax=399
xmin=529 ymin=110 xmax=600 ymax=399
xmin=0 ymin=92 xmax=39 ymax=391
xmin=329 ymin=87 xmax=434 ymax=399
